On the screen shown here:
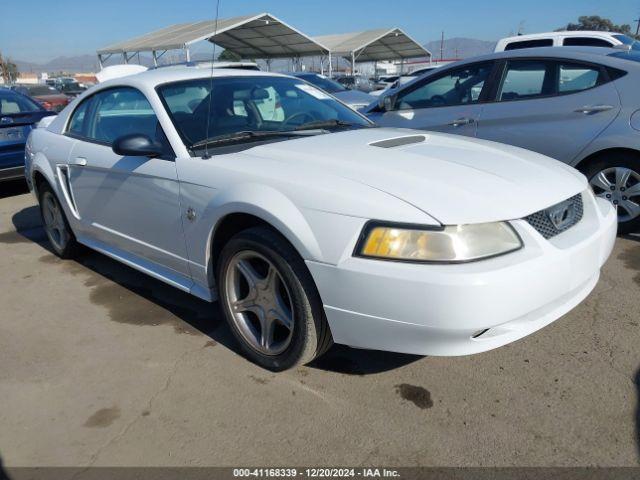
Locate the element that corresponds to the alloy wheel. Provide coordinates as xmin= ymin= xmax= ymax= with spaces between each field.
xmin=589 ymin=166 xmax=640 ymax=222
xmin=224 ymin=250 xmax=294 ymax=356
xmin=41 ymin=191 xmax=69 ymax=252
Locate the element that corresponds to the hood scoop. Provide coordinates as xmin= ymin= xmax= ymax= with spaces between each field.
xmin=369 ymin=135 xmax=426 ymax=149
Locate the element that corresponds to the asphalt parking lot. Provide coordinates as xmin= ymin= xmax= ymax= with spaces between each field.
xmin=0 ymin=180 xmax=639 ymax=467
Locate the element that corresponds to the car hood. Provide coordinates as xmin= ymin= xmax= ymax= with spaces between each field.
xmin=246 ymin=128 xmax=587 ymax=224
xmin=334 ymin=89 xmax=377 ymax=107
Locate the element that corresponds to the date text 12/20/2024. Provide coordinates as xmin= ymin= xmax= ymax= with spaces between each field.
xmin=233 ymin=468 xmax=401 ymax=478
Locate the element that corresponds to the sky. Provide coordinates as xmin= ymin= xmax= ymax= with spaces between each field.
xmin=1 ymin=0 xmax=639 ymax=63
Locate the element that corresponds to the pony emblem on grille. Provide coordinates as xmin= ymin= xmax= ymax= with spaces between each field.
xmin=546 ymin=198 xmax=578 ymax=230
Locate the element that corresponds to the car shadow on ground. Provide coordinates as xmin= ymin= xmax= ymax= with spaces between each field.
xmin=0 ymin=455 xmax=10 ymax=480
xmin=622 ymin=233 xmax=640 ymax=243
xmin=0 ymin=179 xmax=29 ymax=200
xmin=8 ymin=206 xmax=422 ymax=374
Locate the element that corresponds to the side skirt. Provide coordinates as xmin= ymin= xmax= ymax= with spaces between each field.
xmin=76 ymin=235 xmax=216 ymax=302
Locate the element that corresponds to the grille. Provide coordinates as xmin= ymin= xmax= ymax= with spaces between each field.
xmin=525 ymin=193 xmax=583 ymax=239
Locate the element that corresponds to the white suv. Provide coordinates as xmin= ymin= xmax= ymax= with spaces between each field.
xmin=495 ymin=31 xmax=639 ymax=52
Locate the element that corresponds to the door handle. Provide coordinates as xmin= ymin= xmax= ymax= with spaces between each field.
xmin=574 ymin=105 xmax=614 ymax=114
xmin=71 ymin=157 xmax=87 ymax=167
xmin=448 ymin=117 xmax=475 ymax=127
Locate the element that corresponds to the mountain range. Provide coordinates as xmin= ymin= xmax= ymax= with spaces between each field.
xmin=11 ymin=38 xmax=497 ymax=74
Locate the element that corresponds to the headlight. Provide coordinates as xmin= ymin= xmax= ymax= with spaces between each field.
xmin=356 ymin=222 xmax=523 ymax=263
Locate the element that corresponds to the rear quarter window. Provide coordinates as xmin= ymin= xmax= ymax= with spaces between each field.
xmin=504 ymin=39 xmax=553 ymax=50
xmin=563 ymin=37 xmax=614 ymax=47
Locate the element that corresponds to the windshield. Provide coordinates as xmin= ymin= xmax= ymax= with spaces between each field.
xmin=157 ymin=76 xmax=372 ymax=152
xmin=61 ymin=82 xmax=83 ymax=91
xmin=612 ymin=34 xmax=640 ymax=51
xmin=0 ymin=89 xmax=42 ymax=114
xmin=296 ymin=74 xmax=346 ymax=93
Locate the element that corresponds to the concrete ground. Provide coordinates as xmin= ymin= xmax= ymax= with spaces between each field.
xmin=0 ymin=179 xmax=638 ymax=467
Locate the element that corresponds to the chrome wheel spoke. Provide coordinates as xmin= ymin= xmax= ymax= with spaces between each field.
xmin=236 ymin=259 xmax=261 ymax=288
xmin=619 ymin=199 xmax=640 ymax=219
xmin=232 ymin=295 xmax=257 ymax=313
xmin=265 ymin=264 xmax=278 ymax=292
xmin=615 ymin=167 xmax=632 ymax=189
xmin=259 ymin=314 xmax=275 ymax=350
xmin=625 ymin=182 xmax=640 ymax=198
xmin=590 ymin=171 xmax=613 ymax=192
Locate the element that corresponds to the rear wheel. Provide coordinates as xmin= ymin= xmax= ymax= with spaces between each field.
xmin=216 ymin=226 xmax=332 ymax=371
xmin=582 ymin=153 xmax=640 ymax=234
xmin=38 ymin=183 xmax=79 ymax=258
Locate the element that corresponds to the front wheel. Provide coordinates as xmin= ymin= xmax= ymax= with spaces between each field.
xmin=582 ymin=153 xmax=640 ymax=234
xmin=216 ymin=226 xmax=332 ymax=371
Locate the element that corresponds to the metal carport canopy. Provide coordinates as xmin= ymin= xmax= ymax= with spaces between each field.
xmin=313 ymin=28 xmax=431 ymax=62
xmin=96 ymin=13 xmax=330 ymax=59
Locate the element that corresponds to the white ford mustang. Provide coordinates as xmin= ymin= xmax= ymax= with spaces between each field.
xmin=25 ymin=67 xmax=617 ymax=370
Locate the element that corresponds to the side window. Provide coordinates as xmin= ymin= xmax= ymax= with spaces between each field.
xmin=497 ymin=60 xmax=554 ymax=101
xmin=86 ymin=87 xmax=158 ymax=145
xmin=559 ymin=63 xmax=603 ymax=93
xmin=67 ymin=98 xmax=91 ymax=137
xmin=504 ymin=39 xmax=553 ymax=50
xmin=396 ymin=62 xmax=493 ymax=110
xmin=563 ymin=37 xmax=613 ymax=47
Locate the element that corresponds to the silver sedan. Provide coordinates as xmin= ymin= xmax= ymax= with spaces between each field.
xmin=365 ymin=47 xmax=640 ymax=233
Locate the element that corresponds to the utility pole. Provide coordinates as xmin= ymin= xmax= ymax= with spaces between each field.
xmin=440 ymin=31 xmax=444 ymax=61
xmin=635 ymin=15 xmax=640 ymax=36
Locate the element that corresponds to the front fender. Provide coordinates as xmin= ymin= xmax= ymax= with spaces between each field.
xmin=181 ymin=181 xmax=324 ymax=290
xmin=209 ymin=183 xmax=324 ymax=261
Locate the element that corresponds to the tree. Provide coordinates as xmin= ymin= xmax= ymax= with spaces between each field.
xmin=558 ymin=15 xmax=639 ymax=39
xmin=218 ymin=49 xmax=241 ymax=62
xmin=0 ymin=52 xmax=18 ymax=84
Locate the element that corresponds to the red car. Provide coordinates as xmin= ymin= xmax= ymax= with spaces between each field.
xmin=10 ymin=84 xmax=71 ymax=112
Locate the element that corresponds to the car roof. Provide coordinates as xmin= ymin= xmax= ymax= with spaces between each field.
xmin=443 ymin=46 xmax=636 ymax=68
xmin=97 ymin=66 xmax=292 ymax=91
xmin=500 ymin=31 xmax=623 ymax=43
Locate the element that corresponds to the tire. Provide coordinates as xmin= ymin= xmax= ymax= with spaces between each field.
xmin=581 ymin=152 xmax=640 ymax=235
xmin=216 ymin=226 xmax=332 ymax=371
xmin=38 ymin=182 xmax=80 ymax=258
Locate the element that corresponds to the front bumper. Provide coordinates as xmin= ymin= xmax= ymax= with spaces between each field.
xmin=306 ymin=193 xmax=617 ymax=356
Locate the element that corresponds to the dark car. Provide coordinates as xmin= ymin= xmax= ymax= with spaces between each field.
xmin=58 ymin=81 xmax=86 ymax=98
xmin=335 ymin=75 xmax=376 ymax=93
xmin=291 ymin=72 xmax=376 ymax=110
xmin=10 ymin=84 xmax=71 ymax=112
xmin=0 ymin=88 xmax=56 ymax=181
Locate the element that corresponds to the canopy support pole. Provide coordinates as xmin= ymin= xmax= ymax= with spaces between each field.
xmin=152 ymin=51 xmax=158 ymax=67
xmin=328 ymin=53 xmax=333 ymax=77
xmin=123 ymin=52 xmax=128 ymax=64
xmin=351 ymin=52 xmax=355 ymax=76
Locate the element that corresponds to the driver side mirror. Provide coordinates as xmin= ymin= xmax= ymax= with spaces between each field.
xmin=378 ymin=93 xmax=398 ymax=112
xmin=113 ymin=134 xmax=164 ymax=158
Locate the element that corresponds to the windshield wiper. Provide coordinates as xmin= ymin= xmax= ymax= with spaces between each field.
xmin=294 ymin=119 xmax=369 ymax=131
xmin=191 ymin=130 xmax=318 ymax=149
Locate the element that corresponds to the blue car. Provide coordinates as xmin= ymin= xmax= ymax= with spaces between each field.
xmin=1 ymin=88 xmax=56 ymax=181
